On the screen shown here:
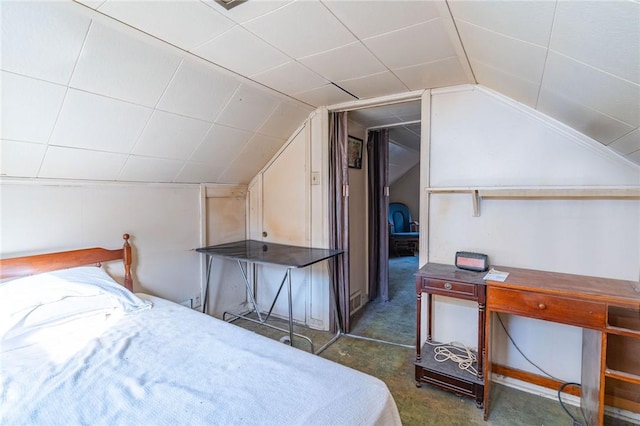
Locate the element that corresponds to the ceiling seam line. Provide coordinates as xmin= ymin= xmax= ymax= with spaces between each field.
xmin=36 ymin=18 xmax=95 ymax=179
xmin=330 ymin=82 xmax=359 ymax=100
xmin=71 ymin=0 xmax=316 ymax=109
xmin=535 ymin=0 xmax=560 ymax=108
xmin=318 ymin=0 xmax=411 ymax=93
xmin=443 ymin=0 xmax=476 ymax=85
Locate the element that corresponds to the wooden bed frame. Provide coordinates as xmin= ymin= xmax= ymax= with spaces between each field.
xmin=0 ymin=234 xmax=133 ymax=291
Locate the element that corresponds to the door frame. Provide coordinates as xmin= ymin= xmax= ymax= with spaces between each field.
xmin=327 ymin=90 xmax=431 ymax=317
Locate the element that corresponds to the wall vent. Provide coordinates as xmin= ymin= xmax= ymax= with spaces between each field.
xmin=350 ymin=291 xmax=363 ymax=313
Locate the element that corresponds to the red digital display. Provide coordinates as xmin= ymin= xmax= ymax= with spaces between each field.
xmin=457 ymin=257 xmax=485 ymax=268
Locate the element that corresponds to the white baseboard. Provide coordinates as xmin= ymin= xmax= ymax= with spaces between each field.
xmin=493 ymin=374 xmax=640 ymax=424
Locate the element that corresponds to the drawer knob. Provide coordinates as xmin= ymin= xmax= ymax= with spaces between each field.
xmin=444 ymin=282 xmax=452 ymax=290
xmin=538 ymin=303 xmax=546 ymax=310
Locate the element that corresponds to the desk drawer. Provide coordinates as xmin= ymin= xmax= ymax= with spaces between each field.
xmin=420 ymin=278 xmax=478 ymax=300
xmin=487 ymin=287 xmax=606 ymax=329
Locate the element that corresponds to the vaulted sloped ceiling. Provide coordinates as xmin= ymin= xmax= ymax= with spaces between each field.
xmin=1 ymin=1 xmax=638 ymax=185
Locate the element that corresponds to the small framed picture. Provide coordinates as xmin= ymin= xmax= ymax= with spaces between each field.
xmin=347 ymin=135 xmax=363 ymax=169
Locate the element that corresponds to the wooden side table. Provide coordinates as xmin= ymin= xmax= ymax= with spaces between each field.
xmin=415 ymin=263 xmax=487 ymax=408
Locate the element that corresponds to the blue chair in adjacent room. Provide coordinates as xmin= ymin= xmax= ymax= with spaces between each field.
xmin=388 ymin=203 xmax=419 ymax=256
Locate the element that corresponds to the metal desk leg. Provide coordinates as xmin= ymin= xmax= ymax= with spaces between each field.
xmin=236 ymin=259 xmax=263 ymax=322
xmin=202 ymin=255 xmax=213 ymax=314
xmin=314 ymin=273 xmax=342 ymax=355
xmin=287 ymin=268 xmax=294 ymax=347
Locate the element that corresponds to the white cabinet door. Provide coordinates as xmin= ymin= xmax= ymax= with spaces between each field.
xmin=262 ymin=127 xmax=308 ymax=246
xmin=205 ymin=192 xmax=247 ymax=318
xmin=257 ymin=127 xmax=309 ymax=321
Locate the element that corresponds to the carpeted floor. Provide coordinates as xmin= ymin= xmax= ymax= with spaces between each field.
xmin=231 ymin=254 xmax=636 ymax=426
xmin=349 ymin=255 xmax=418 ymax=346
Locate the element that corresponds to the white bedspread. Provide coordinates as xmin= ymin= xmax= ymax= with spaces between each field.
xmin=2 ymin=294 xmax=401 ymax=425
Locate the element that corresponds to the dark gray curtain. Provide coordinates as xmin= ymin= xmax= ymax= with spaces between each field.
xmin=367 ymin=129 xmax=390 ymax=302
xmin=328 ymin=111 xmax=350 ymax=333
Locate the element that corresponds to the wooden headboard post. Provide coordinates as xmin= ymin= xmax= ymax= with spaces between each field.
xmin=123 ymin=234 xmax=133 ymax=291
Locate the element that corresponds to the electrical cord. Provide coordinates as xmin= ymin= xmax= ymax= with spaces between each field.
xmin=424 ymin=340 xmax=478 ymax=376
xmin=496 ymin=313 xmax=562 ymax=381
xmin=558 ymin=382 xmax=584 ymax=425
xmin=497 ymin=313 xmax=586 ymax=425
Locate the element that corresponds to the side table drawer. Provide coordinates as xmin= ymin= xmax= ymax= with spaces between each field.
xmin=487 ymin=287 xmax=606 ymax=329
xmin=420 ymin=278 xmax=478 ymax=300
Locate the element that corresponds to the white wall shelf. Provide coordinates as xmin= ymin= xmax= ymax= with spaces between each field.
xmin=426 ymin=186 xmax=640 ymax=216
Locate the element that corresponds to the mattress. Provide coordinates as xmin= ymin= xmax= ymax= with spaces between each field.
xmin=2 ymin=291 xmax=401 ymax=425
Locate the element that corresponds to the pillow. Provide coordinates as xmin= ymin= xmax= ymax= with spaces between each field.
xmin=0 ymin=266 xmax=151 ymax=342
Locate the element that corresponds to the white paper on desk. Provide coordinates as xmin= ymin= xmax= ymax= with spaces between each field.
xmin=483 ymin=269 xmax=509 ymax=282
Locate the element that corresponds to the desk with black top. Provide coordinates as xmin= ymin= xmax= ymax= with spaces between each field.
xmin=196 ymin=240 xmax=344 ymax=354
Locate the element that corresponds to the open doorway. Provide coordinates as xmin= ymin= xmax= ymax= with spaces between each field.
xmin=345 ymin=101 xmax=422 ymax=347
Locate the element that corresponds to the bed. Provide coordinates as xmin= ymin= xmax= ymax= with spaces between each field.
xmin=0 ymin=234 xmax=401 ymax=425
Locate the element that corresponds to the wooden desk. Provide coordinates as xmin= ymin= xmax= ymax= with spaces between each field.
xmin=483 ymin=267 xmax=640 ymax=425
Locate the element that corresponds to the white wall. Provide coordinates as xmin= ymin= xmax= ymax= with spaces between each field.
xmin=390 ymin=163 xmax=420 ymax=221
xmin=0 ymin=181 xmax=202 ymax=304
xmin=347 ymin=120 xmax=368 ymax=305
xmin=426 ymin=86 xmax=640 ymax=383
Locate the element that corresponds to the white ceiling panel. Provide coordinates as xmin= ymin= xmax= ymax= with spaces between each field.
xmin=204 ymin=0 xmax=292 ymax=24
xmin=538 ymin=89 xmax=635 ymax=145
xmin=389 ymin=127 xmax=420 ymax=151
xmin=74 ymin=0 xmax=106 ymax=9
xmin=541 ymin=52 xmax=640 ymax=127
xmin=299 ymin=42 xmax=387 ymax=82
xmin=363 ymin=20 xmax=456 ymax=70
xmin=0 ymin=140 xmax=47 ymax=178
xmin=218 ymin=133 xmax=285 ymax=184
xmin=133 ymin=110 xmax=210 ymax=160
xmin=338 ymin=72 xmax=408 ymax=100
xmin=0 ymin=1 xmax=91 ymax=85
xmin=349 ymin=106 xmax=401 ymax=128
xmin=258 ymin=102 xmax=313 ymax=140
xmin=251 ymin=61 xmax=328 ymax=96
xmin=388 ymin=141 xmax=419 ymax=185
xmin=608 ymin=130 xmax=640 ymax=156
xmin=157 ymin=58 xmax=239 ymax=122
xmin=469 ymin=59 xmax=540 ymax=108
xmin=117 ymin=155 xmax=184 ymax=182
xmin=448 ymin=1 xmax=555 ymax=47
xmin=322 ymin=0 xmax=441 ymax=40
xmin=394 ymin=57 xmax=468 ymax=92
xmin=98 ymin=0 xmax=234 ymax=51
xmin=551 ymin=1 xmax=640 ymax=84
xmin=2 ymin=0 xmax=638 ymax=183
xmin=189 ymin=124 xmax=253 ymax=167
xmin=1 ymin=72 xmax=66 ymax=144
xmin=192 ymin=26 xmax=290 ymax=77
xmin=292 ymin=84 xmax=355 ymax=107
xmin=626 ymin=150 xmax=640 ymax=164
xmin=384 ymin=101 xmax=421 ymax=122
xmin=49 ymin=89 xmax=152 ymax=153
xmin=39 ymin=146 xmax=127 ymax=180
xmin=244 ymin=1 xmax=356 ymax=58
xmin=215 ymin=85 xmax=280 ymax=132
xmin=174 ymin=162 xmax=220 ymax=184
xmin=70 ymin=21 xmax=182 ymax=106
xmin=456 ymin=20 xmax=547 ymax=85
